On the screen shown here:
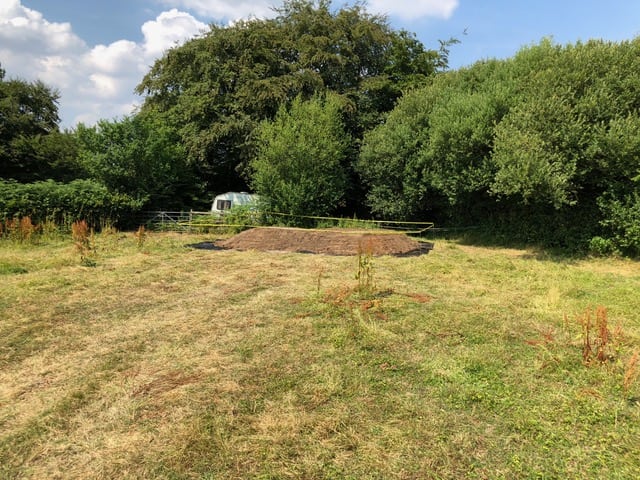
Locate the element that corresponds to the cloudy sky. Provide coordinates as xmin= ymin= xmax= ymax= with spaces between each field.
xmin=2 ymin=0 xmax=639 ymax=128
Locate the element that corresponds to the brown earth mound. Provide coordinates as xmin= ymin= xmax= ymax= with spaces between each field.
xmin=216 ymin=227 xmax=432 ymax=256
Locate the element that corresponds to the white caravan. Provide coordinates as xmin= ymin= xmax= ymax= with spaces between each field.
xmin=211 ymin=192 xmax=259 ymax=215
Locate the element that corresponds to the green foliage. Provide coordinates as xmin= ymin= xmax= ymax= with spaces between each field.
xmin=0 ymin=68 xmax=82 ymax=183
xmin=587 ymin=237 xmax=619 ymax=257
xmin=598 ymin=192 xmax=640 ymax=256
xmin=359 ymin=37 xmax=640 ymax=253
xmin=136 ymin=0 xmax=446 ymax=198
xmin=75 ymin=115 xmax=198 ymax=209
xmin=0 ymin=179 xmax=143 ymax=228
xmin=222 ymin=204 xmax=262 ymax=233
xmin=358 ymin=60 xmax=511 ymax=220
xmin=250 ymin=93 xmax=349 ymax=221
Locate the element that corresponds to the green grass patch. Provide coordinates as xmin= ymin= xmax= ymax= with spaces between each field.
xmin=0 ymin=233 xmax=638 ymax=478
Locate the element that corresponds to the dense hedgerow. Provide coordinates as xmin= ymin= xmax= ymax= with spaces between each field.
xmin=0 ymin=179 xmax=144 ymax=228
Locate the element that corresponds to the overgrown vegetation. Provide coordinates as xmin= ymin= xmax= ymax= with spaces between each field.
xmin=3 ymin=2 xmax=640 ymax=255
xmin=71 ymin=220 xmax=96 ymax=266
xmin=251 ymin=93 xmax=350 ymax=221
xmin=0 ymin=180 xmax=143 ymax=228
xmin=135 ymin=0 xmax=446 ymax=202
xmin=358 ymin=38 xmax=640 ymax=254
xmin=1 ymin=233 xmax=638 ymax=478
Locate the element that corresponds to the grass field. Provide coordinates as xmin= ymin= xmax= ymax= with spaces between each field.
xmin=1 ymin=231 xmax=639 ymax=479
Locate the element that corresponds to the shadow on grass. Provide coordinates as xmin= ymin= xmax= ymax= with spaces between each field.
xmin=186 ymin=241 xmax=225 ymax=251
xmin=420 ymin=227 xmax=586 ymax=263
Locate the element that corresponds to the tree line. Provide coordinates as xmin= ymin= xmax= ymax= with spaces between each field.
xmin=358 ymin=38 xmax=640 ymax=254
xmin=1 ymin=1 xmax=639 ymax=255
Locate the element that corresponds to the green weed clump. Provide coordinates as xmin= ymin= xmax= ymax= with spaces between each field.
xmin=222 ymin=205 xmax=261 ymax=233
xmin=39 ymin=219 xmax=61 ymax=241
xmin=355 ymin=240 xmax=375 ymax=298
xmin=316 ymin=216 xmax=380 ymax=230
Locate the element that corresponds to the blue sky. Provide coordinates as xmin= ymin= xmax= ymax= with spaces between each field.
xmin=2 ymin=0 xmax=640 ymax=128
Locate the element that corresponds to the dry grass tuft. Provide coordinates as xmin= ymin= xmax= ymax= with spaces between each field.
xmin=131 ymin=370 xmax=205 ymax=398
xmin=133 ymin=225 xmax=147 ymax=249
xmin=355 ymin=239 xmax=375 ymax=296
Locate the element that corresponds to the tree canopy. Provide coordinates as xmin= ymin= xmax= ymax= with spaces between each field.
xmin=250 ymin=92 xmax=349 ymax=219
xmin=0 ymin=66 xmax=80 ymax=183
xmin=358 ymin=38 xmax=640 ymax=254
xmin=136 ymin=0 xmax=446 ymax=200
xmin=4 ymin=18 xmax=640 ymax=256
xmin=75 ymin=115 xmax=197 ymax=209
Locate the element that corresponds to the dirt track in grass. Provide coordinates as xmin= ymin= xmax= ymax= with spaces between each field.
xmin=215 ymin=227 xmax=433 ymax=256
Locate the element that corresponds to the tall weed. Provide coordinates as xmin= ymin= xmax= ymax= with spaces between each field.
xmin=355 ymin=240 xmax=375 ymax=298
xmin=623 ymin=351 xmax=639 ymax=393
xmin=134 ymin=225 xmax=147 ymax=249
xmin=72 ymin=220 xmax=96 ymax=266
xmin=1 ymin=216 xmax=37 ymax=243
xmin=579 ymin=306 xmax=613 ymax=365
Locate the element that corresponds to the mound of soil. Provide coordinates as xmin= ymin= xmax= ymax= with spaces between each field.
xmin=216 ymin=227 xmax=432 ymax=256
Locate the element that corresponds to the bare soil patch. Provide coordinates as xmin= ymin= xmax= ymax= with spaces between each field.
xmin=215 ymin=227 xmax=432 ymax=256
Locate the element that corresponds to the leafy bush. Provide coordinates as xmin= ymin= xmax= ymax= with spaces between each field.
xmin=598 ymin=192 xmax=640 ymax=256
xmin=222 ymin=204 xmax=262 ymax=233
xmin=0 ymin=179 xmax=144 ymax=228
xmin=250 ymin=93 xmax=349 ymax=224
xmin=588 ymin=236 xmax=619 ymax=257
xmin=358 ymin=39 xmax=640 ymax=255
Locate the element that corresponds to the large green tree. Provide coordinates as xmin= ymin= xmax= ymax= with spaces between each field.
xmin=75 ymin=115 xmax=197 ymax=209
xmin=136 ymin=0 xmax=446 ymax=204
xmin=0 ymin=65 xmax=80 ymax=182
xmin=358 ymin=38 xmax=640 ymax=253
xmin=358 ymin=59 xmax=512 ymax=221
xmin=250 ymin=92 xmax=349 ymax=219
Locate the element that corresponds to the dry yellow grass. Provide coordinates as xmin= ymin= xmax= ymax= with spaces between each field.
xmin=1 ymin=232 xmax=639 ymax=479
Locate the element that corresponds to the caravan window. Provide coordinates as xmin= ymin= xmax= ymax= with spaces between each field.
xmin=216 ymin=200 xmax=232 ymax=211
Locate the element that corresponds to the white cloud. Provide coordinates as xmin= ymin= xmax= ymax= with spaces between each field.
xmin=0 ymin=0 xmax=85 ymax=55
xmin=0 ymin=2 xmax=205 ymax=127
xmin=158 ymin=0 xmax=274 ymax=20
xmin=0 ymin=0 xmax=86 ymax=89
xmin=36 ymin=55 xmax=76 ymax=90
xmin=88 ymin=73 xmax=121 ymax=98
xmin=142 ymin=8 xmax=207 ymax=56
xmin=86 ymin=40 xmax=143 ymax=75
xmin=367 ymin=0 xmax=459 ymax=20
